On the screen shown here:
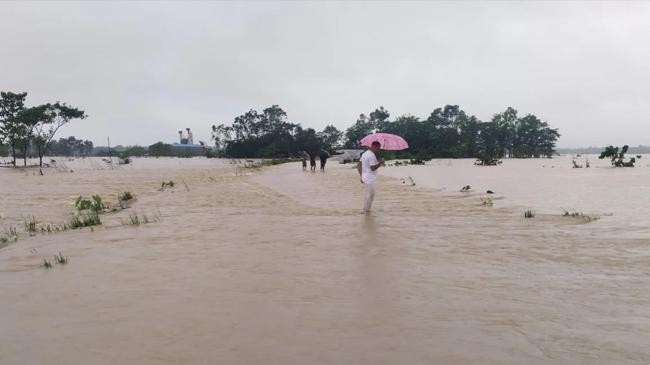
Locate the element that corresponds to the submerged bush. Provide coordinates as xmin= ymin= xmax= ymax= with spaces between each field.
xmin=75 ymin=195 xmax=106 ymax=213
xmin=599 ymin=145 xmax=635 ymax=167
xmin=160 ymin=181 xmax=175 ymax=191
xmin=66 ymin=213 xmax=101 ymax=229
xmin=118 ymin=191 xmax=135 ymax=207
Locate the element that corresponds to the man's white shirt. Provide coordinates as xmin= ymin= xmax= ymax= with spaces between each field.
xmin=360 ymin=150 xmax=378 ymax=184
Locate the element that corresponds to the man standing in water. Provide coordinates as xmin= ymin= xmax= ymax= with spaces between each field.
xmin=357 ymin=141 xmax=385 ymax=213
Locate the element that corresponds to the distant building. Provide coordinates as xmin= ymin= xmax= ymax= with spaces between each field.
xmin=173 ymin=128 xmax=206 ymax=156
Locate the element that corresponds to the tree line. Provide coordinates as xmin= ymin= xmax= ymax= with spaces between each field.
xmin=211 ymin=105 xmax=343 ymax=158
xmin=0 ymin=92 xmax=87 ymax=167
xmin=212 ymin=104 xmax=560 ymax=160
xmin=1 ymin=92 xmax=561 ymax=163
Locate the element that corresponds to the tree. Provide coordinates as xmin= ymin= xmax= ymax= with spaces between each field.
xmin=0 ymin=92 xmax=27 ymax=166
xmin=15 ymin=105 xmax=49 ymax=166
xmin=32 ymin=102 xmax=87 ymax=167
xmin=599 ymin=145 xmax=635 ymax=167
xmin=49 ymin=136 xmax=94 ymax=156
xmin=148 ymin=142 xmax=174 ymax=157
xmin=344 ymin=114 xmax=374 ymax=148
xmin=476 ymin=121 xmax=502 ymax=165
xmin=294 ymin=126 xmax=321 ymax=155
xmin=317 ymin=125 xmax=343 ymax=152
xmin=491 ymin=107 xmax=518 ymax=158
xmin=211 ymin=123 xmax=232 ymax=154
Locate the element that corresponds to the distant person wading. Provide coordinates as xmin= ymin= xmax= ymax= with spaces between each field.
xmin=357 ymin=141 xmax=385 ymax=213
xmin=301 ymin=150 xmax=309 ymax=171
xmin=319 ymin=150 xmax=330 ymax=172
xmin=309 ymin=153 xmax=317 ymax=172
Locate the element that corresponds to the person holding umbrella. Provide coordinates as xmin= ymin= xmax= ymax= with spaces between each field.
xmin=357 ymin=133 xmax=409 ymax=213
xmin=358 ymin=141 xmax=384 ymax=213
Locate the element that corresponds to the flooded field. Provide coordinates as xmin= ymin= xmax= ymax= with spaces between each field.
xmin=1 ymin=156 xmax=649 ymax=365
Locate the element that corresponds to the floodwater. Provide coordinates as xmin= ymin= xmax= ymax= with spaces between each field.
xmin=1 ymin=156 xmax=649 ymax=365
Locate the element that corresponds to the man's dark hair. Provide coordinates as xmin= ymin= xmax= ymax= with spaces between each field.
xmin=371 ymin=141 xmax=381 ymax=148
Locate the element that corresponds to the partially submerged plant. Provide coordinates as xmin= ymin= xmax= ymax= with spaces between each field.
xmin=24 ymin=216 xmax=37 ymax=235
xmin=474 ymin=156 xmax=502 ymax=166
xmin=42 ymin=258 xmax=53 ymax=269
xmin=118 ymin=191 xmax=135 ymax=208
xmin=75 ymin=195 xmax=106 ymax=213
xmin=122 ymin=210 xmax=161 ymax=226
xmin=599 ymin=145 xmax=636 ymax=167
xmin=242 ymin=158 xmax=292 ymax=170
xmin=523 ymin=210 xmax=536 ymax=218
xmin=460 ymin=185 xmax=472 ymax=192
xmin=54 ymin=252 xmax=69 ymax=265
xmin=66 ymin=213 xmax=101 ymax=229
xmin=480 ymin=197 xmax=493 ymax=206
xmin=561 ymin=209 xmax=598 ymax=223
xmin=0 ymin=227 xmax=17 ymax=246
xmin=160 ymin=181 xmax=175 ymax=191
xmin=118 ymin=191 xmax=134 ymax=202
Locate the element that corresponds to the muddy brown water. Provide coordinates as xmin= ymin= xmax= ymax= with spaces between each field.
xmin=1 ymin=156 xmax=649 ymax=364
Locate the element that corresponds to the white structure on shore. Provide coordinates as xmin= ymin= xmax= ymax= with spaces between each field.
xmin=177 ymin=128 xmax=195 ymax=145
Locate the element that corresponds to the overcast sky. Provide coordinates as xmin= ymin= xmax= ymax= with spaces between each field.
xmin=1 ymin=1 xmax=649 ymax=148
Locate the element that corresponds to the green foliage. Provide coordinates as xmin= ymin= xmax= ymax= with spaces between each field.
xmin=0 ymin=92 xmax=28 ymax=165
xmin=343 ymin=105 xmax=558 ymax=160
xmin=598 ymin=145 xmax=636 ymax=167
xmin=318 ymin=125 xmax=343 ymax=151
xmin=66 ymin=212 xmax=101 ymax=229
xmin=344 ymin=113 xmax=376 ymax=149
xmin=49 ymin=136 xmax=93 ymax=156
xmin=210 ymin=104 xmax=559 ymax=160
xmin=0 ymin=142 xmax=8 ymax=156
xmin=0 ymin=91 xmax=87 ymax=167
xmin=75 ymin=195 xmax=105 ymax=213
xmin=119 ymin=145 xmax=147 ymax=163
xmin=148 ymin=142 xmax=174 ymax=157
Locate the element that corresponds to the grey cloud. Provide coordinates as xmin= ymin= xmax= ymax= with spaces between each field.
xmin=1 ymin=1 xmax=649 ymax=147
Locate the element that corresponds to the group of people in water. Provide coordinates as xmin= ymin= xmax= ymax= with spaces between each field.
xmin=301 ymin=150 xmax=330 ymax=172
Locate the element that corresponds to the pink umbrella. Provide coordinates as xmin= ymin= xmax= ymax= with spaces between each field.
xmin=360 ymin=132 xmax=409 ymax=151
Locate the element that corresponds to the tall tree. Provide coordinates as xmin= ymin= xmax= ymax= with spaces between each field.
xmin=15 ymin=105 xmax=48 ymax=166
xmin=317 ymin=124 xmax=343 ymax=152
xmin=32 ymin=103 xmax=87 ymax=167
xmin=344 ymin=114 xmax=374 ymax=148
xmin=0 ymin=92 xmax=27 ymax=166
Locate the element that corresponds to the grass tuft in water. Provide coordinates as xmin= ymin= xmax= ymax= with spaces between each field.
xmin=42 ymin=258 xmax=53 ymax=269
xmin=66 ymin=213 xmax=102 ymax=229
xmin=118 ymin=191 xmax=134 ymax=203
xmin=523 ymin=210 xmax=536 ymax=218
xmin=160 ymin=181 xmax=175 ymax=191
xmin=122 ymin=210 xmax=161 ymax=227
xmin=118 ymin=191 xmax=135 ymax=208
xmin=24 ymin=216 xmax=38 ymax=236
xmin=54 ymin=252 xmax=69 ymax=265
